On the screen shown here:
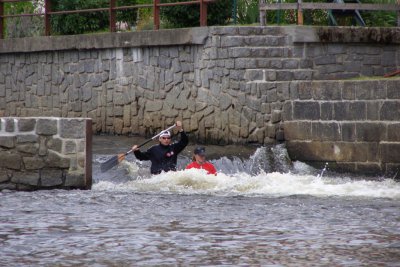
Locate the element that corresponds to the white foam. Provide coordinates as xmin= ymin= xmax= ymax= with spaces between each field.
xmin=93 ymin=168 xmax=400 ymax=199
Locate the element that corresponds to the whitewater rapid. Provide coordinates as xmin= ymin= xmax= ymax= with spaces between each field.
xmin=93 ymin=164 xmax=400 ymax=199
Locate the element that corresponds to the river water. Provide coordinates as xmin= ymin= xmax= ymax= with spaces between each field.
xmin=1 ymin=136 xmax=400 ymax=266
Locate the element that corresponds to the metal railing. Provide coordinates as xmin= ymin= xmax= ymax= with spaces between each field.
xmin=259 ymin=0 xmax=400 ymax=26
xmin=0 ymin=0 xmax=215 ymax=39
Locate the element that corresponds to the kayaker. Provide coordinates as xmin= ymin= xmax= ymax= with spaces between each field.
xmin=186 ymin=147 xmax=217 ymax=175
xmin=132 ymin=121 xmax=188 ymax=175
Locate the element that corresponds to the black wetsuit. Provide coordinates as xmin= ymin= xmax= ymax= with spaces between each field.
xmin=133 ymin=131 xmax=189 ymax=174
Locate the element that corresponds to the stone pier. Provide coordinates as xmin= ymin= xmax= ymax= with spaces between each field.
xmin=0 ymin=117 xmax=92 ymax=191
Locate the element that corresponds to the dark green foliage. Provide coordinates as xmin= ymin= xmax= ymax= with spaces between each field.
xmin=50 ymin=0 xmax=137 ymax=35
xmin=160 ymin=0 xmax=232 ymax=28
xmin=237 ymin=0 xmax=259 ymax=25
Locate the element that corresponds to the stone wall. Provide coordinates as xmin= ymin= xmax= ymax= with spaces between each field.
xmin=0 ymin=117 xmax=92 ymax=190
xmin=283 ymin=79 xmax=400 ymax=176
xmin=0 ymin=26 xmax=399 ymax=175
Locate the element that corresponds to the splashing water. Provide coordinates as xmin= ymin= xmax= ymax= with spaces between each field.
xmin=93 ymin=146 xmax=400 ymax=199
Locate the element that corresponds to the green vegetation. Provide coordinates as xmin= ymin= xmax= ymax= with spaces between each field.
xmin=50 ymin=0 xmax=137 ymax=35
xmin=160 ymin=0 xmax=232 ymax=28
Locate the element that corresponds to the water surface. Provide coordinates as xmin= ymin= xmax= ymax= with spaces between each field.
xmin=1 ymin=135 xmax=399 ymax=266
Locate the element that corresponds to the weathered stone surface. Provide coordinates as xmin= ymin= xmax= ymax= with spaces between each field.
xmin=0 ymin=169 xmax=11 ymax=183
xmin=356 ymin=122 xmax=386 ymax=142
xmin=17 ymin=144 xmax=39 ymax=154
xmin=312 ymin=122 xmax=340 ymax=141
xmin=65 ymin=172 xmax=86 ymax=187
xmin=380 ymin=101 xmax=400 ymax=121
xmin=5 ymin=119 xmax=15 ymax=132
xmin=45 ymin=151 xmax=70 ymax=168
xmin=387 ymin=123 xmax=400 ymax=142
xmin=380 ymin=143 xmax=400 ymax=163
xmin=23 ymin=156 xmax=45 ymax=170
xmin=18 ymin=119 xmax=36 ymax=132
xmin=36 ymin=118 xmax=58 ymax=136
xmin=11 ymin=171 xmax=39 ymax=186
xmin=40 ymin=169 xmax=63 ymax=187
xmin=16 ymin=134 xmax=38 ymax=143
xmin=0 ymin=136 xmax=15 ymax=148
xmin=64 ymin=140 xmax=76 ymax=154
xmin=293 ymin=101 xmax=320 ymax=120
xmin=0 ymin=152 xmax=21 ymax=170
xmin=48 ymin=138 xmax=62 ymax=152
xmin=284 ymin=121 xmax=312 ymax=141
xmin=60 ymin=119 xmax=85 ymax=138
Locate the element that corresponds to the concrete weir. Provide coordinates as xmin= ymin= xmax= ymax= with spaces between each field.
xmin=0 ymin=117 xmax=92 ymax=190
xmin=0 ymin=26 xmax=399 ymax=177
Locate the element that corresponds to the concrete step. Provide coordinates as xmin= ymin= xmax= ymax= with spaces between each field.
xmin=221 ymin=35 xmax=291 ymax=47
xmin=245 ymin=69 xmax=314 ymax=81
xmin=229 ymin=46 xmax=300 ymax=58
xmin=211 ymin=26 xmax=285 ymax=36
xmin=235 ymin=58 xmax=313 ymax=69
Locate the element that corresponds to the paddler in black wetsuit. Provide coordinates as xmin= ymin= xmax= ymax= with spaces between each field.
xmin=131 ymin=121 xmax=188 ymax=175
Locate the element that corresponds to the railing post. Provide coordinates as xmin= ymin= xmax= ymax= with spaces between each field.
xmin=153 ymin=0 xmax=160 ymax=30
xmin=200 ymin=0 xmax=207 ymax=26
xmin=259 ymin=0 xmax=266 ymax=26
xmin=297 ymin=0 xmax=303 ymax=25
xmin=0 ymin=1 xmax=4 ymax=39
xmin=44 ymin=0 xmax=51 ymax=36
xmin=110 ymin=0 xmax=116 ymax=32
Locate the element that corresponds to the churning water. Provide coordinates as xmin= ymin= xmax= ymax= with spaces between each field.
xmin=1 ymin=136 xmax=399 ymax=266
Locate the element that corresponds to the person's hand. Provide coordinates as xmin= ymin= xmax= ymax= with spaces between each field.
xmin=176 ymin=120 xmax=183 ymax=131
xmin=132 ymin=145 xmax=139 ymax=151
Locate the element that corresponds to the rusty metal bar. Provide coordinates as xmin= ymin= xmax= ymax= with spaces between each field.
xmin=44 ymin=0 xmax=50 ymax=36
xmin=85 ymin=119 xmax=93 ymax=190
xmin=114 ymin=4 xmax=153 ymax=10
xmin=199 ymin=0 xmax=207 ymax=26
xmin=259 ymin=3 xmax=400 ymax=11
xmin=0 ymin=1 xmax=3 ymax=39
xmin=110 ymin=0 xmax=116 ymax=32
xmin=153 ymin=0 xmax=160 ymax=30
xmin=297 ymin=0 xmax=303 ymax=25
xmin=49 ymin=8 xmax=109 ymax=15
xmin=158 ymin=1 xmax=199 ymax=7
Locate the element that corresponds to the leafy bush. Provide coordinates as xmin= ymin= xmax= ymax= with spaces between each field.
xmin=50 ymin=0 xmax=137 ymax=35
xmin=160 ymin=0 xmax=232 ymax=28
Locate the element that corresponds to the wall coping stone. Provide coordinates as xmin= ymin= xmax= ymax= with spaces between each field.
xmin=0 ymin=27 xmax=210 ymax=53
xmin=284 ymin=26 xmax=400 ymax=44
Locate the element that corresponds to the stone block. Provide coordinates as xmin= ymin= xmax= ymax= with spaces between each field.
xmin=48 ymin=138 xmax=62 ymax=152
xmin=17 ymin=144 xmax=39 ymax=154
xmin=64 ymin=172 xmax=86 ymax=187
xmin=283 ymin=121 xmax=312 ymax=141
xmin=0 ymin=136 xmax=15 ymax=148
xmin=271 ymin=110 xmax=281 ymax=123
xmin=333 ymin=102 xmax=366 ymax=121
xmin=293 ymin=101 xmax=320 ymax=120
xmin=145 ymin=100 xmax=163 ymax=112
xmin=387 ymin=80 xmax=400 ymax=99
xmin=366 ymin=101 xmax=380 ymax=121
xmin=320 ymin=102 xmax=333 ymax=120
xmin=387 ymin=123 xmax=400 ymax=142
xmin=311 ymin=122 xmax=340 ymax=141
xmin=11 ymin=171 xmax=39 ymax=186
xmin=380 ymin=101 xmax=400 ymax=121
xmin=36 ymin=118 xmax=58 ymax=136
xmin=342 ymin=82 xmax=355 ymax=100
xmin=380 ymin=143 xmax=400 ymax=163
xmin=23 ymin=157 xmax=45 ymax=170
xmin=40 ymin=169 xmax=63 ymax=187
xmin=298 ymin=82 xmax=312 ymax=99
xmin=0 ymin=169 xmax=11 ymax=183
xmin=64 ymin=140 xmax=76 ymax=154
xmin=340 ymin=123 xmax=356 ymax=142
xmin=5 ymin=118 xmax=14 ymax=132
xmin=18 ymin=119 xmax=36 ymax=132
xmin=356 ymin=123 xmax=386 ymax=142
xmin=0 ymin=183 xmax=17 ymax=190
xmin=312 ymin=82 xmax=341 ymax=100
xmin=60 ymin=119 xmax=86 ymax=138
xmin=0 ymin=152 xmax=21 ymax=170
xmin=45 ymin=151 xmax=70 ymax=168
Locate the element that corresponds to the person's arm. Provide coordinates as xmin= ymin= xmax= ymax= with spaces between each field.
xmin=210 ymin=164 xmax=217 ymax=175
xmin=132 ymin=145 xmax=151 ymax=161
xmin=173 ymin=121 xmax=189 ymax=154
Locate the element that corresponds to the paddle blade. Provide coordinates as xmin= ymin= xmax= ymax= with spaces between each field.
xmin=100 ymin=154 xmax=127 ymax=173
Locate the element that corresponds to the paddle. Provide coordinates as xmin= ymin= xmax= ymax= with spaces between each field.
xmin=100 ymin=124 xmax=177 ymax=173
